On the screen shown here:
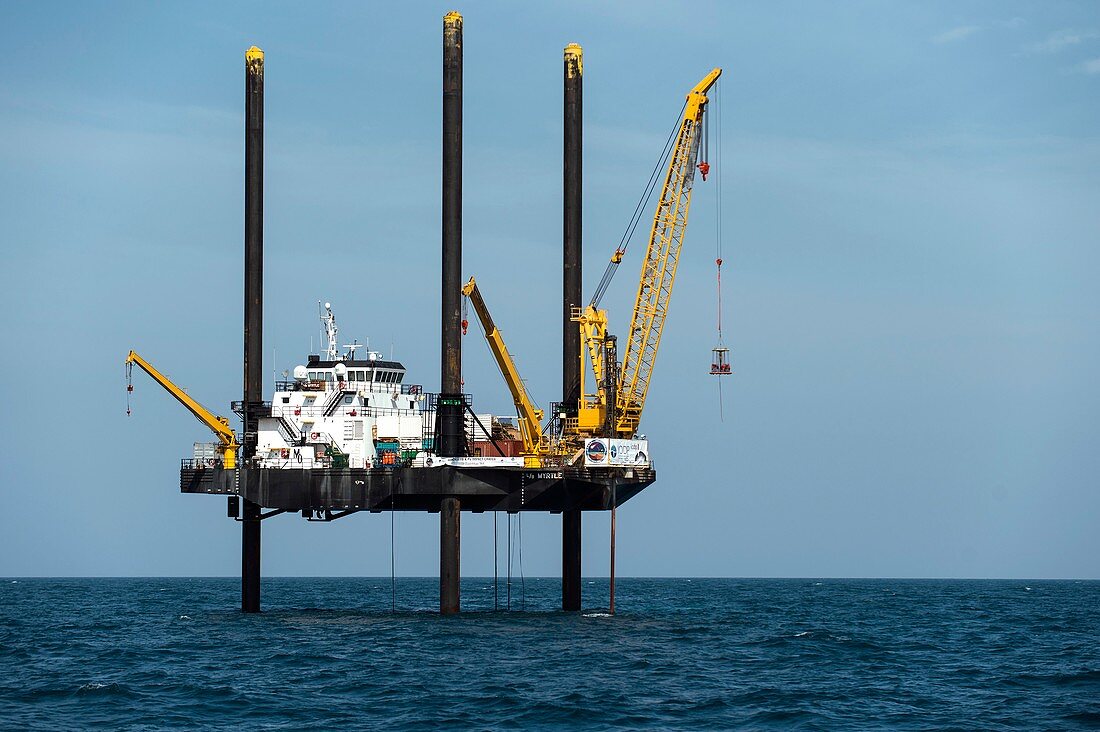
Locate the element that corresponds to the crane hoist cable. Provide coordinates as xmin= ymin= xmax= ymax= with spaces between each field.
xmin=615 ymin=68 xmax=721 ymax=437
xmin=713 ymin=77 xmax=725 ymax=348
xmin=590 ymin=101 xmax=687 ymax=309
xmin=569 ymin=68 xmax=721 ymax=441
xmin=708 ymin=79 xmax=732 ymax=421
xmin=715 ymin=78 xmax=724 ymax=344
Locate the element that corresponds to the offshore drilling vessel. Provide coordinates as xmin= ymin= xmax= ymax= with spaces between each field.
xmin=126 ymin=13 xmax=722 ymax=614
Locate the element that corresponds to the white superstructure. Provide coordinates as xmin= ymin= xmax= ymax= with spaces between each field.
xmin=254 ymin=302 xmax=435 ymax=469
xmin=243 ymin=302 xmax=640 ymax=471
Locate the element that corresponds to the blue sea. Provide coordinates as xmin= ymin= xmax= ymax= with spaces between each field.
xmin=2 ymin=578 xmax=1098 ymax=729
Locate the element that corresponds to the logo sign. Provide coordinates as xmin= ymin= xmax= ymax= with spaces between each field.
xmin=585 ymin=439 xmax=607 ymax=464
xmin=585 ymin=438 xmax=651 ymax=467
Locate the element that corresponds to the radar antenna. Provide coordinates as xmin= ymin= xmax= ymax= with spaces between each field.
xmin=343 ymin=339 xmax=363 ymax=360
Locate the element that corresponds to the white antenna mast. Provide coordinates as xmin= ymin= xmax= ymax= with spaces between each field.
xmin=320 ymin=301 xmax=339 ymax=361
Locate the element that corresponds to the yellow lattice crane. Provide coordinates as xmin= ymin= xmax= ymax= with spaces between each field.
xmin=573 ymin=67 xmax=722 ymax=439
xmin=125 ymin=350 xmax=240 ymax=469
xmin=461 ymin=277 xmax=553 ymax=467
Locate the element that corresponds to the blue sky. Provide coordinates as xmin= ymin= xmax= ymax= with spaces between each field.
xmin=1 ymin=1 xmax=1097 ymax=579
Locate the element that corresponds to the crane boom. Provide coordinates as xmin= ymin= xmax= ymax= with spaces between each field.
xmin=461 ymin=278 xmax=546 ymax=462
xmin=616 ymin=67 xmax=721 ymax=436
xmin=125 ymin=350 xmax=240 ymax=468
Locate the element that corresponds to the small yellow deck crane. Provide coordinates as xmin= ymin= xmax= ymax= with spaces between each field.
xmin=461 ymin=277 xmax=552 ymax=467
xmin=125 ymin=350 xmax=240 ymax=469
xmin=572 ymin=67 xmax=722 ymax=440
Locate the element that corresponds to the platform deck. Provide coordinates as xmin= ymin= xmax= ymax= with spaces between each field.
xmin=181 ymin=466 xmax=655 ymax=513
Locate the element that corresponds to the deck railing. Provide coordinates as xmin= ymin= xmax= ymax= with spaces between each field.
xmin=275 ymin=380 xmax=424 ymax=395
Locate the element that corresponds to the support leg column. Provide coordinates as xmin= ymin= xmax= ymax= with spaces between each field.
xmin=440 ymin=497 xmax=461 ymax=614
xmin=241 ymin=45 xmax=264 ymax=614
xmin=242 ymin=499 xmax=261 ymax=612
xmin=563 ymin=508 xmax=582 ymax=610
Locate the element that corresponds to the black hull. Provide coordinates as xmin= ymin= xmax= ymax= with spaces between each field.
xmin=181 ymin=466 xmax=655 ymax=514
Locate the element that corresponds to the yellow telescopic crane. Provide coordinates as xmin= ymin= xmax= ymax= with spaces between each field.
xmin=575 ymin=67 xmax=722 ymax=439
xmin=461 ymin=277 xmax=549 ymax=467
xmin=125 ymin=350 xmax=240 ymax=469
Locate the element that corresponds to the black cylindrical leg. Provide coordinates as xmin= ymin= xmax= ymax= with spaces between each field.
xmin=242 ymin=45 xmax=264 ymax=613
xmin=563 ymin=508 xmax=582 ymax=611
xmin=562 ymin=43 xmax=583 ymax=416
xmin=242 ymin=499 xmax=261 ymax=612
xmin=439 ymin=11 xmax=465 ymax=458
xmin=439 ymin=13 xmax=463 ymax=616
xmin=440 ymin=497 xmax=461 ymax=614
xmin=562 ymin=44 xmax=584 ymax=613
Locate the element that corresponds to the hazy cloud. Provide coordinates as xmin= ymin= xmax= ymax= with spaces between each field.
xmin=932 ymin=25 xmax=980 ymax=44
xmin=1080 ymin=58 xmax=1100 ymax=74
xmin=1026 ymin=28 xmax=1098 ymax=54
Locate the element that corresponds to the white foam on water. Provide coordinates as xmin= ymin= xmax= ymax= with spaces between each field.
xmin=78 ymin=682 xmax=112 ymax=691
xmin=794 ymin=631 xmax=810 ymax=637
xmin=583 ymin=612 xmax=613 ymax=618
xmin=179 ymin=615 xmax=192 ymax=621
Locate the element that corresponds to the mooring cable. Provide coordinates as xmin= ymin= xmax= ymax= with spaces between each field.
xmin=390 ymin=491 xmax=396 ymax=613
xmin=519 ymin=513 xmax=525 ymax=611
xmin=506 ymin=512 xmax=513 ymax=611
xmin=494 ymin=511 xmax=499 ymax=611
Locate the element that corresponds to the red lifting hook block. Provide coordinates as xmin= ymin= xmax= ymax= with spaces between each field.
xmin=698 ymin=161 xmax=710 ymax=181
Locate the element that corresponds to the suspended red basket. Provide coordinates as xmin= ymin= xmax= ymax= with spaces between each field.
xmin=710 ymin=346 xmax=732 ymax=375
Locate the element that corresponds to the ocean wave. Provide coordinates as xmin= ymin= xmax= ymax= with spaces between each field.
xmin=2 ymin=577 xmax=1097 ymax=730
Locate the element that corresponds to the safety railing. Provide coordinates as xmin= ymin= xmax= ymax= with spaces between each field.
xmin=270 ymin=404 xmax=425 ymax=420
xmin=274 ymin=380 xmax=424 ymax=395
xmin=230 ymin=400 xmax=272 ymax=418
xmin=181 ymin=458 xmax=225 ymax=470
xmin=253 ymin=456 xmax=415 ymax=470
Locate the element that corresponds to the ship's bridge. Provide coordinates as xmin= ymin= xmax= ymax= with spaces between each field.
xmin=278 ymin=354 xmax=416 ymax=393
